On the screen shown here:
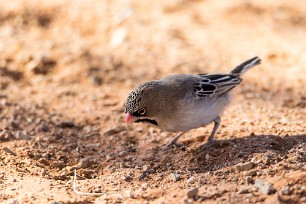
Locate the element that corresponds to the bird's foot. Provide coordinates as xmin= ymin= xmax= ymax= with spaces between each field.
xmin=161 ymin=141 xmax=184 ymax=151
xmin=199 ymin=139 xmax=220 ymax=152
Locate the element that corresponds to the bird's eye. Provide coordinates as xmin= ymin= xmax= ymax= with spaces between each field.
xmin=138 ymin=108 xmax=146 ymax=116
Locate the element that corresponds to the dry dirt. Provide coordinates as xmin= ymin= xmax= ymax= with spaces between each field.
xmin=0 ymin=0 xmax=305 ymax=203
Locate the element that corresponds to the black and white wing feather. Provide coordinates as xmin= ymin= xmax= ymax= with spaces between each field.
xmin=193 ymin=56 xmax=261 ymax=98
xmin=193 ymin=74 xmax=242 ymax=98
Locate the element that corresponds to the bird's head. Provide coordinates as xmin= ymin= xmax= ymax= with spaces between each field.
xmin=125 ymin=81 xmax=161 ymax=126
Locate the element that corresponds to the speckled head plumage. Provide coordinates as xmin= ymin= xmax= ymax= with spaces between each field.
xmin=125 ymin=81 xmax=162 ymax=126
xmin=125 ymin=83 xmax=145 ymax=115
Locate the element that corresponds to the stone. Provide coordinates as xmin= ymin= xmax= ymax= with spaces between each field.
xmin=243 ymin=169 xmax=257 ymax=176
xmin=0 ymin=130 xmax=13 ymax=141
xmin=169 ymin=173 xmax=180 ymax=182
xmin=238 ymin=186 xmax=250 ymax=194
xmin=103 ymin=126 xmax=125 ymax=137
xmin=254 ymin=179 xmax=276 ymax=195
xmin=245 ymin=176 xmax=254 ymax=184
xmin=186 ymin=176 xmax=196 ymax=185
xmin=2 ymin=147 xmax=17 ymax=156
xmin=186 ymin=187 xmax=198 ymax=198
xmin=281 ymin=185 xmax=291 ymax=195
xmin=236 ymin=162 xmax=255 ymax=171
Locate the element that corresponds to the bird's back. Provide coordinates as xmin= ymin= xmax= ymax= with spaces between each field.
xmin=160 ymin=74 xmax=201 ymax=98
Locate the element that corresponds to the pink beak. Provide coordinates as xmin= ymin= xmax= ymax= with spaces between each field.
xmin=125 ymin=113 xmax=135 ymax=125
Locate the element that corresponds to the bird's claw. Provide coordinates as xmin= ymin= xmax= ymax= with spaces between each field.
xmin=161 ymin=142 xmax=184 ymax=151
xmin=199 ymin=139 xmax=220 ymax=152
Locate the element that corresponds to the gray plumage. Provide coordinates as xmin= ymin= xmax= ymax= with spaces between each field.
xmin=125 ymin=57 xmax=261 ymax=149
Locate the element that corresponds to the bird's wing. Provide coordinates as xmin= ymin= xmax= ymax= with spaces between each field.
xmin=193 ymin=74 xmax=242 ymax=98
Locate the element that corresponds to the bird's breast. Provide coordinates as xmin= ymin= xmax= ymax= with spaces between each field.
xmin=156 ymin=95 xmax=230 ymax=132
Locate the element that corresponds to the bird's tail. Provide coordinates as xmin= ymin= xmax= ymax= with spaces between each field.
xmin=230 ymin=56 xmax=261 ymax=75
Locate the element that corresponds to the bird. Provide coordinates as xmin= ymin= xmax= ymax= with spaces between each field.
xmin=125 ymin=56 xmax=261 ymax=150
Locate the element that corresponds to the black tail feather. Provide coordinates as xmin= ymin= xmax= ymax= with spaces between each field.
xmin=231 ymin=56 xmax=261 ymax=75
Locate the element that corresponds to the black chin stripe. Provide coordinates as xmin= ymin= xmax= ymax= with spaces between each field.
xmin=135 ymin=118 xmax=158 ymax=126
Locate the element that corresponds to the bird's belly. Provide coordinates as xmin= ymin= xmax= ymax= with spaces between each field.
xmin=173 ymin=114 xmax=217 ymax=132
xmin=159 ymin=96 xmax=230 ymax=132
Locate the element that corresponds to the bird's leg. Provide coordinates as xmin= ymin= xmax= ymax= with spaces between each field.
xmin=200 ymin=116 xmax=221 ymax=151
xmin=162 ymin=132 xmax=185 ymax=151
xmin=207 ymin=116 xmax=221 ymax=144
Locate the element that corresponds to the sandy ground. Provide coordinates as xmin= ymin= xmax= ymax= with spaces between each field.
xmin=0 ymin=0 xmax=305 ymax=203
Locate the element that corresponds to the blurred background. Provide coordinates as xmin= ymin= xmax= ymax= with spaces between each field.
xmin=0 ymin=0 xmax=305 ymax=129
xmin=0 ymin=1 xmax=305 ymax=203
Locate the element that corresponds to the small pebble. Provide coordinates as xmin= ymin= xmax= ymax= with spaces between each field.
xmin=205 ymin=153 xmax=212 ymax=160
xmin=141 ymin=183 xmax=148 ymax=190
xmin=199 ymin=178 xmax=206 ymax=185
xmin=238 ymin=186 xmax=249 ymax=194
xmin=169 ymin=173 xmax=180 ymax=182
xmin=243 ymin=169 xmax=257 ymax=176
xmin=236 ymin=162 xmax=255 ymax=171
xmin=76 ymin=157 xmax=94 ymax=169
xmin=254 ymin=179 xmax=276 ymax=195
xmin=263 ymin=156 xmax=271 ymax=165
xmin=3 ymin=147 xmax=17 ymax=156
xmin=126 ymin=190 xmax=135 ymax=198
xmin=0 ymin=130 xmax=13 ymax=141
xmin=186 ymin=176 xmax=196 ymax=186
xmin=123 ymin=175 xmax=133 ymax=182
xmin=103 ymin=126 xmax=125 ymax=136
xmin=186 ymin=187 xmax=198 ymax=198
xmin=39 ymin=158 xmax=50 ymax=166
xmin=14 ymin=130 xmax=28 ymax=139
xmin=245 ymin=176 xmax=254 ymax=184
xmin=142 ymin=165 xmax=155 ymax=174
xmin=281 ymin=185 xmax=291 ymax=195
xmin=58 ymin=121 xmax=75 ymax=128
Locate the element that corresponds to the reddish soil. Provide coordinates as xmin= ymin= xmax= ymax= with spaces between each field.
xmin=0 ymin=0 xmax=305 ymax=203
